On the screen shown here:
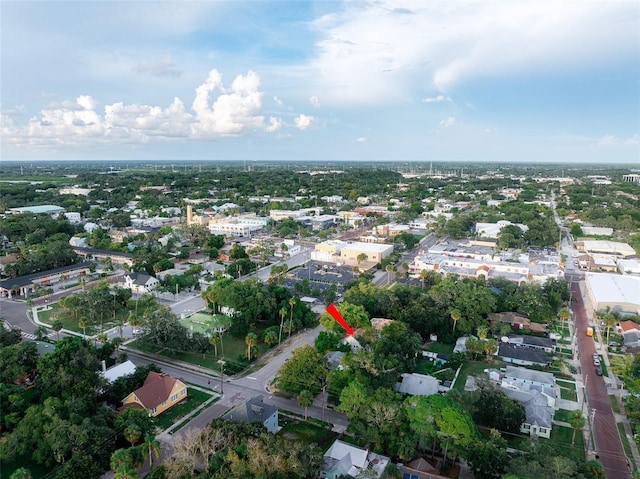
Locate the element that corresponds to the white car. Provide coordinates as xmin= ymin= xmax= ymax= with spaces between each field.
xmin=593 ymin=358 xmax=601 ymax=366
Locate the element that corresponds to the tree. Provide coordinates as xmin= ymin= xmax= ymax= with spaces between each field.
xmin=385 ymin=264 xmax=394 ymax=285
xmin=209 ymin=333 xmax=220 ymax=356
xmin=484 ymin=338 xmax=498 ymax=361
xmin=124 ymin=424 xmax=142 ymax=447
xmin=466 ymin=430 xmax=510 ymax=479
xmin=450 ymin=309 xmax=461 ymax=332
xmin=569 ymin=410 xmax=585 ymax=445
xmin=78 ymin=316 xmax=89 ymax=337
xmin=51 ymin=318 xmax=64 ymax=340
xmin=420 ymin=269 xmax=429 ymax=289
xmin=558 ymin=307 xmax=570 ymax=333
xmin=245 ymin=332 xmax=258 ymax=361
xmin=602 ymin=312 xmax=617 ymax=345
xmin=471 ymin=381 xmax=526 ymax=434
xmin=9 ymin=468 xmax=32 ymax=479
xmin=141 ymin=435 xmax=161 ymax=471
xmin=276 ymin=344 xmax=328 ymax=395
xmin=297 ymin=390 xmax=314 ymax=419
xmin=288 ymin=298 xmax=296 ymax=339
xmin=278 ymin=306 xmax=287 ymax=345
xmin=319 ymin=302 xmax=369 ymax=334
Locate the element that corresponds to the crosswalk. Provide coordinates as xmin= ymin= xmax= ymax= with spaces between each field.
xmin=21 ymin=331 xmax=57 ymax=341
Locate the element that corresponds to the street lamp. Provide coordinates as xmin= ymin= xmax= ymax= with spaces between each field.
xmin=217 ymin=359 xmax=226 ymax=395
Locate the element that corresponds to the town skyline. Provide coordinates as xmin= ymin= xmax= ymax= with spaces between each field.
xmin=1 ymin=1 xmax=639 ymax=163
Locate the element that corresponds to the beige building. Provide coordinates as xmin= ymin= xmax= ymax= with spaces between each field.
xmin=311 ymin=240 xmax=394 ymax=265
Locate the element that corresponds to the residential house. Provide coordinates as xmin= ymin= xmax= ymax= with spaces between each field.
xmin=453 ymin=335 xmax=477 ymax=354
xmin=395 ymin=373 xmax=439 ymax=397
xmin=321 ymin=439 xmax=390 ymax=479
xmin=222 ymin=395 xmax=279 ymax=433
xmin=325 ymin=351 xmax=345 ymax=371
xmin=489 ymin=312 xmax=547 ymax=334
xmin=507 ymin=335 xmax=555 ymax=353
xmin=123 ymin=272 xmax=160 ymax=294
xmin=503 ymin=389 xmax=553 ymax=439
xmin=0 ymin=253 xmax=19 ymax=274
xmin=399 ymin=457 xmax=446 ymax=479
xmin=498 ymin=344 xmax=551 ymax=367
xmin=623 ymin=330 xmax=640 ymax=349
xmin=618 ymin=320 xmax=640 ymax=334
xmin=121 ymin=372 xmax=187 ymax=417
xmin=102 ymin=360 xmax=137 ymax=383
xmin=501 ymin=366 xmax=557 ymax=408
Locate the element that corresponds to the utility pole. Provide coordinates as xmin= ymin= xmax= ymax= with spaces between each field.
xmin=217 ymin=359 xmax=225 ymax=395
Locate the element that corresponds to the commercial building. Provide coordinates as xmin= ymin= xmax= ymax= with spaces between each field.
xmin=584 ymin=273 xmax=640 ymax=315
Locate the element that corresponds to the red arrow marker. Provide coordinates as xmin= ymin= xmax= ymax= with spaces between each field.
xmin=326 ymin=303 xmax=354 ymax=335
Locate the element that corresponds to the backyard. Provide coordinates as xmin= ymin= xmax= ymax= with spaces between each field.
xmin=277 ymin=416 xmax=338 ymax=451
xmin=153 ymin=388 xmax=215 ymax=431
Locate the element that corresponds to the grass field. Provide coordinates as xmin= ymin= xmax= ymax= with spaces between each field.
xmin=424 ymin=342 xmax=455 ymax=356
xmin=617 ymin=422 xmax=636 ymax=471
xmin=554 ymin=408 xmax=579 ymax=424
xmin=37 ymin=303 xmax=123 ymax=336
xmin=549 ymin=425 xmax=586 ymax=461
xmin=153 ymin=388 xmax=214 ymax=431
xmin=277 ymin=417 xmax=338 ymax=450
xmin=452 ymin=361 xmax=489 ymax=391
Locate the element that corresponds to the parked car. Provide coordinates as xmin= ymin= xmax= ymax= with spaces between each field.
xmin=595 ymin=367 xmax=603 ymax=376
xmin=609 ymin=341 xmax=621 ymax=347
xmin=571 ymin=366 xmax=578 ymax=374
xmin=593 ymin=358 xmax=601 ymax=366
xmin=132 ymin=328 xmax=141 ymax=335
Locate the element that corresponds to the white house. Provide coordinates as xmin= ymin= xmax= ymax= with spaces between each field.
xmin=123 ymin=272 xmax=160 ymax=294
xmin=321 ymin=440 xmax=390 ymax=479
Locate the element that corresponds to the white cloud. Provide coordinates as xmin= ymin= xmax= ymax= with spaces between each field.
xmin=266 ymin=116 xmax=283 ymax=133
xmin=422 ymin=95 xmax=451 ymax=103
xmin=133 ymin=55 xmax=183 ymax=78
xmin=307 ymin=1 xmax=638 ymax=105
xmin=2 ymin=69 xmax=287 ymax=148
xmin=597 ymin=133 xmax=639 ymax=147
xmin=294 ymin=114 xmax=314 ymax=130
xmin=439 ymin=117 xmax=456 ymax=129
xmin=309 ymin=96 xmax=321 ymax=108
xmin=356 ymin=136 xmax=366 ymax=143
xmin=273 ymin=96 xmax=283 ymax=106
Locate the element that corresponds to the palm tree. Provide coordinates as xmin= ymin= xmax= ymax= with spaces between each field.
xmin=450 ymin=309 xmax=461 ymax=332
xmin=52 ymin=319 xmax=63 ymax=340
xmin=112 ymin=337 xmax=124 ymax=358
xmin=263 ymin=329 xmax=279 ymax=347
xmin=9 ymin=467 xmax=32 ymax=479
xmin=209 ymin=332 xmax=219 ymax=357
xmin=569 ymin=410 xmax=585 ymax=445
xmin=402 ymin=261 xmax=410 ymax=278
xmin=245 ymin=332 xmax=258 ymax=361
xmin=357 ymin=253 xmax=367 ymax=267
xmin=288 ymin=298 xmax=296 ymax=339
xmin=97 ymin=332 xmax=108 ymax=349
xmin=558 ymin=307 xmax=570 ymax=334
xmin=278 ymin=307 xmax=287 ymax=345
xmin=124 ymin=424 xmax=142 ymax=447
xmin=140 ymin=435 xmax=161 ymax=471
xmin=477 ymin=325 xmax=488 ymax=341
xmin=420 ymin=269 xmax=429 ymax=290
xmin=78 ymin=317 xmax=89 ymax=337
xmin=297 ymin=390 xmax=314 ymax=420
xmin=385 ymin=264 xmax=394 ymax=285
xmin=602 ymin=312 xmax=617 ymax=344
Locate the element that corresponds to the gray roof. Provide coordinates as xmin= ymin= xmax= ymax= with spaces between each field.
xmin=223 ymin=395 xmax=277 ymax=425
xmin=504 ymin=365 xmax=555 ymax=386
xmin=509 ymin=335 xmax=555 ymax=348
xmin=504 ymin=389 xmax=553 ymax=429
xmin=127 ymin=272 xmax=156 ymax=286
xmin=498 ymin=344 xmax=550 ymax=366
xmin=0 ymin=261 xmax=93 ymax=289
xmin=325 ymin=351 xmax=344 ymax=370
xmin=396 ymin=373 xmax=439 ymax=396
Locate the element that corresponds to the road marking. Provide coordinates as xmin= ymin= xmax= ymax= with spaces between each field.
xmin=246 ymin=376 xmax=257 ymax=380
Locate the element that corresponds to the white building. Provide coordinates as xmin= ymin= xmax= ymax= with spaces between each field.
xmin=208 ymin=222 xmax=262 ymax=237
xmin=475 ymin=220 xmax=529 ymax=239
xmin=585 ymin=273 xmax=640 ymax=315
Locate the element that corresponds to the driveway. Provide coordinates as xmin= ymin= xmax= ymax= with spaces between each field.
xmin=572 ymin=282 xmax=631 ymax=478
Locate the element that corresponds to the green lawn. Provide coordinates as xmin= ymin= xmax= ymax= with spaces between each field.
xmin=549 ymin=425 xmax=586 ymax=461
xmin=554 ymin=408 xmax=578 ymax=424
xmin=452 ymin=361 xmax=490 ymax=392
xmin=610 ymin=394 xmax=621 ymax=414
xmin=617 ymin=422 xmax=636 ymax=471
xmin=153 ymin=388 xmax=214 ymax=431
xmin=559 ymin=387 xmax=579 ymax=402
xmin=423 ymin=341 xmax=455 ymax=356
xmin=38 ymin=302 xmax=126 ymax=336
xmin=277 ymin=417 xmax=338 ymax=450
xmin=556 ymin=379 xmax=577 ymax=393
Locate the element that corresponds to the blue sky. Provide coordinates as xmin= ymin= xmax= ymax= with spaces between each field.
xmin=1 ymin=1 xmax=638 ymax=163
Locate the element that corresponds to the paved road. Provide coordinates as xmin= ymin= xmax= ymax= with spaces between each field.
xmin=124 ymin=324 xmax=349 ymax=435
xmin=572 ymin=282 xmax=631 ymax=478
xmin=0 ymin=298 xmax=34 ymax=334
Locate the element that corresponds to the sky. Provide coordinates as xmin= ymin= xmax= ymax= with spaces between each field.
xmin=1 ymin=0 xmax=639 ymax=164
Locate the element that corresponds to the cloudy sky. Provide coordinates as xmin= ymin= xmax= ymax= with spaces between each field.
xmin=1 ymin=1 xmax=638 ymax=163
